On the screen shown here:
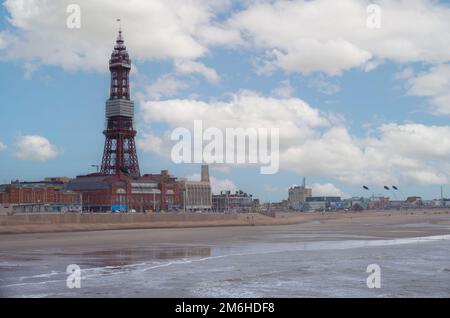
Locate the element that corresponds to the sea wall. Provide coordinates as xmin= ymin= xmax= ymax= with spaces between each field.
xmin=0 ymin=212 xmax=239 ymax=226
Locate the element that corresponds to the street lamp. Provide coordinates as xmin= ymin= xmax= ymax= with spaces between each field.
xmin=363 ymin=186 xmax=374 ymax=199
xmin=383 ymin=185 xmax=397 ymax=200
xmin=392 ymin=186 xmax=406 ymax=211
xmin=392 ymin=186 xmax=406 ymax=200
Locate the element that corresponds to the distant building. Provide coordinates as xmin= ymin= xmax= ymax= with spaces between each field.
xmin=387 ymin=200 xmax=404 ymax=209
xmin=67 ymin=170 xmax=182 ymax=213
xmin=266 ymin=200 xmax=289 ymax=212
xmin=343 ymin=197 xmax=370 ymax=210
xmin=422 ymin=199 xmax=442 ymax=208
xmin=67 ymin=167 xmax=214 ymax=213
xmin=212 ymin=190 xmax=258 ymax=213
xmin=179 ymin=165 xmax=212 ymax=212
xmin=406 ymin=196 xmax=423 ymax=206
xmin=44 ymin=177 xmax=71 ymax=183
xmin=368 ymin=196 xmax=390 ymax=210
xmin=0 ymin=179 xmax=81 ymax=213
xmin=129 ymin=180 xmax=162 ymax=211
xmin=304 ymin=196 xmax=342 ymax=212
xmin=288 ymin=178 xmax=312 ymax=210
xmin=141 ymin=170 xmax=182 ymax=211
xmin=68 ymin=174 xmax=129 ymax=212
xmin=442 ymin=199 xmax=450 ymax=207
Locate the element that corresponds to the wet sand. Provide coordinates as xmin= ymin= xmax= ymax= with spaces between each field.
xmin=1 ymin=210 xmax=450 ymax=297
xmin=2 ymin=210 xmax=450 ymax=252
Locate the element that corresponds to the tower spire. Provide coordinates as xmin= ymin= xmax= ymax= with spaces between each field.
xmin=116 ymin=19 xmax=123 ymax=42
xmin=117 ymin=18 xmax=122 ymax=32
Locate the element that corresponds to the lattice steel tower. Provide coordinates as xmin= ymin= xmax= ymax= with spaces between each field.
xmin=100 ymin=28 xmax=140 ymax=177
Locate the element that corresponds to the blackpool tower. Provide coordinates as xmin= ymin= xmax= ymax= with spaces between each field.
xmin=100 ymin=28 xmax=140 ymax=177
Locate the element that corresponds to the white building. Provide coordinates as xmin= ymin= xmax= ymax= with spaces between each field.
xmin=288 ymin=178 xmax=312 ymax=210
xmin=179 ymin=165 xmax=212 ymax=211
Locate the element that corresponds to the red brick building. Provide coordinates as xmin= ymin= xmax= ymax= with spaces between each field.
xmin=0 ymin=180 xmax=81 ymax=213
xmin=140 ymin=170 xmax=183 ymax=211
xmin=67 ymin=171 xmax=182 ymax=212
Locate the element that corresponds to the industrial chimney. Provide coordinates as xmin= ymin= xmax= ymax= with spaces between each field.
xmin=201 ymin=165 xmax=210 ymax=183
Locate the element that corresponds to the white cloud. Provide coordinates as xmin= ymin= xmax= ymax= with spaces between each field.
xmin=139 ymin=91 xmax=450 ymax=186
xmin=229 ymin=0 xmax=450 ymax=75
xmin=0 ymin=141 xmax=7 ymax=151
xmin=196 ymin=23 xmax=242 ymax=47
xmin=284 ymin=123 xmax=450 ymax=185
xmin=140 ymin=90 xmax=330 ymax=148
xmin=137 ymin=133 xmax=167 ymax=157
xmin=373 ymin=123 xmax=450 ymax=160
xmin=311 ymin=183 xmax=347 ymax=198
xmin=0 ymin=0 xmax=236 ymax=71
xmin=273 ymin=39 xmax=372 ymax=76
xmin=143 ymin=74 xmax=189 ymax=100
xmin=175 ymin=59 xmax=220 ymax=84
xmin=3 ymin=0 xmax=450 ymax=119
xmin=15 ymin=135 xmax=59 ymax=161
xmin=210 ymin=177 xmax=238 ymax=194
xmin=394 ymin=67 xmax=414 ymax=80
xmin=187 ymin=173 xmax=237 ymax=194
xmin=271 ymin=80 xmax=293 ymax=98
xmin=4 ymin=0 xmax=450 ymax=78
xmin=406 ymin=64 xmax=450 ymax=115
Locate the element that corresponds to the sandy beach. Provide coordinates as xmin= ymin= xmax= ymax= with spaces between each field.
xmin=1 ymin=210 xmax=450 ymax=297
xmin=1 ymin=210 xmax=450 ymax=252
xmin=1 ymin=209 xmax=450 ymax=236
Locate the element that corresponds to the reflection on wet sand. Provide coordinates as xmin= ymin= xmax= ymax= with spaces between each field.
xmin=74 ymin=246 xmax=212 ymax=267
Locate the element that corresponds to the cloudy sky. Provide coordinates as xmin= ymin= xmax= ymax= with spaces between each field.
xmin=1 ymin=0 xmax=450 ymax=201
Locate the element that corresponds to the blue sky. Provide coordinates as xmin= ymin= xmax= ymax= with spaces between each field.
xmin=1 ymin=0 xmax=450 ymax=201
